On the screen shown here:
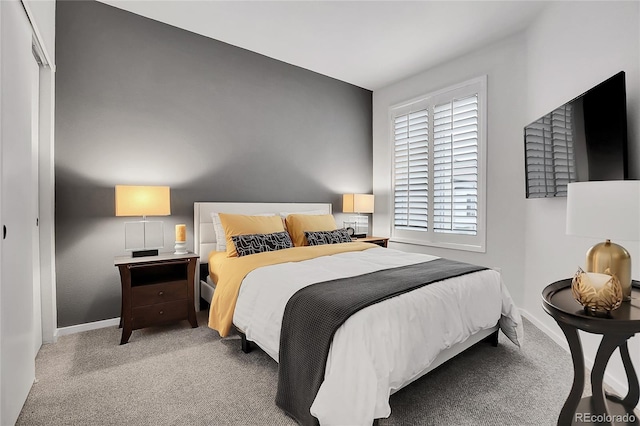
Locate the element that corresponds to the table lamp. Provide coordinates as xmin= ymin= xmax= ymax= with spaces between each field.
xmin=566 ymin=181 xmax=640 ymax=300
xmin=115 ymin=185 xmax=171 ymax=257
xmin=343 ymin=193 xmax=374 ymax=238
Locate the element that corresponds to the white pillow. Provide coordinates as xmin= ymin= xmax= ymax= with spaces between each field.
xmin=210 ymin=213 xmax=227 ymax=252
xmin=210 ymin=212 xmax=276 ymax=252
xmin=278 ymin=209 xmax=328 ymax=219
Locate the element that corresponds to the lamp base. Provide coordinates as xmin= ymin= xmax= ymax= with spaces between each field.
xmin=132 ymin=249 xmax=159 ymax=258
xmin=347 ymin=214 xmax=369 ymax=237
xmin=174 ymin=241 xmax=187 ymax=255
xmin=586 ymin=239 xmax=631 ymax=301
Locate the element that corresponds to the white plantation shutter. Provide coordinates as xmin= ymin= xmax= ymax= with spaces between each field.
xmin=394 ymin=109 xmax=429 ymax=229
xmin=433 ymin=95 xmax=478 ymax=235
xmin=390 ymin=76 xmax=486 ymax=252
xmin=524 ymin=105 xmax=575 ymax=197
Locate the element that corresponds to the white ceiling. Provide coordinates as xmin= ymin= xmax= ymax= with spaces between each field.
xmin=99 ymin=1 xmax=549 ymax=90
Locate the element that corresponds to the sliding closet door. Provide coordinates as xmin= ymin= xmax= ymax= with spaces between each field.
xmin=1 ymin=0 xmax=36 ymax=424
xmin=32 ymin=56 xmax=42 ymax=356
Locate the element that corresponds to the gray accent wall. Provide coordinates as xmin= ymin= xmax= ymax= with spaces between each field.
xmin=55 ymin=1 xmax=372 ymax=327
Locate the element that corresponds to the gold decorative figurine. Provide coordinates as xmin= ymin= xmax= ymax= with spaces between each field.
xmin=571 ymin=267 xmax=622 ymax=313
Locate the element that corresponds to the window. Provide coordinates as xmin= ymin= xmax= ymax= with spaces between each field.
xmin=391 ymin=76 xmax=486 ymax=252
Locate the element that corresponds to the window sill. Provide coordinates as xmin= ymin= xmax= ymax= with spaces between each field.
xmin=389 ymin=237 xmax=486 ymax=253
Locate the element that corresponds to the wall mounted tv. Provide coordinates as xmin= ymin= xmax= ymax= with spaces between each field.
xmin=524 ymin=71 xmax=628 ymax=198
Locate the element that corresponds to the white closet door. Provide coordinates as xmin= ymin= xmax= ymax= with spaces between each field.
xmin=29 ymin=57 xmax=42 ymax=358
xmin=32 ymin=55 xmax=42 ymax=357
xmin=1 ymin=0 xmax=36 ymax=424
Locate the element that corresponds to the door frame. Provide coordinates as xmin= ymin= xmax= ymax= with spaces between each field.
xmin=22 ymin=0 xmax=56 ymax=344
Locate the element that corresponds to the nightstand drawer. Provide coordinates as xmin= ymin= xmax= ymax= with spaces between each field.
xmin=131 ymin=281 xmax=187 ymax=307
xmin=132 ymin=300 xmax=188 ymax=329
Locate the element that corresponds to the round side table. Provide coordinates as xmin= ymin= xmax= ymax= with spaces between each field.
xmin=542 ymin=279 xmax=640 ymax=425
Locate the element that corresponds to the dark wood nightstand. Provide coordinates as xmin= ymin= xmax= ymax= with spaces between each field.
xmin=115 ymin=252 xmax=199 ymax=344
xmin=354 ymin=236 xmax=389 ymax=248
xmin=543 ymin=279 xmax=640 ymax=425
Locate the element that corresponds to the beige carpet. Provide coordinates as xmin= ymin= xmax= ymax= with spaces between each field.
xmin=18 ymin=311 xmax=585 ymax=425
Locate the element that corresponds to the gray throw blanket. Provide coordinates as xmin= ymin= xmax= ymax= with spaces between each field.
xmin=275 ymin=258 xmax=487 ymax=425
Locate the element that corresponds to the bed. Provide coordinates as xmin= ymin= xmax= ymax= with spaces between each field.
xmin=194 ymin=202 xmax=523 ymax=426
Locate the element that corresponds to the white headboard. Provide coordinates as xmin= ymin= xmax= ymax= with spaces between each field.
xmin=193 ymin=202 xmax=332 ymax=263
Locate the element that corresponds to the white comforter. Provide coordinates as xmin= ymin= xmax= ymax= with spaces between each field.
xmin=233 ymin=247 xmax=523 ymax=425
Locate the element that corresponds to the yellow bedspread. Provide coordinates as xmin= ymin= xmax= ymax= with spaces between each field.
xmin=208 ymin=242 xmax=375 ymax=337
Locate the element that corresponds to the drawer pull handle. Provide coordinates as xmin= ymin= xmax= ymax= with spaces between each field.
xmin=158 ymin=291 xmax=164 ymax=296
xmin=159 ymin=310 xmax=164 ymax=315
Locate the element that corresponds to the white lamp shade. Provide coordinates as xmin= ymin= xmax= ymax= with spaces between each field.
xmin=343 ymin=194 xmax=374 ymax=214
xmin=566 ymin=181 xmax=640 ymax=241
xmin=115 ymin=185 xmax=171 ymax=217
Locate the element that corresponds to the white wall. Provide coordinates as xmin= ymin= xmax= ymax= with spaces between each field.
xmin=523 ymin=1 xmax=640 ymax=397
xmin=374 ymin=0 xmax=640 ymax=403
xmin=373 ymin=35 xmax=528 ymax=304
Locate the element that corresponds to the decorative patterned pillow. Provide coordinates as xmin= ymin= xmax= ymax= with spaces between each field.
xmin=211 ymin=212 xmax=276 ymax=254
xmin=286 ymin=214 xmax=338 ymax=246
xmin=231 ymin=231 xmax=293 ymax=257
xmin=304 ymin=229 xmax=352 ymax=246
xmin=219 ymin=213 xmax=285 ymax=257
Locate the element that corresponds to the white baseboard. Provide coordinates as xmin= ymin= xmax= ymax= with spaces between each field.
xmin=520 ymin=308 xmax=569 ymax=352
xmin=520 ymin=308 xmax=633 ymax=408
xmin=56 ymin=317 xmax=120 ymax=337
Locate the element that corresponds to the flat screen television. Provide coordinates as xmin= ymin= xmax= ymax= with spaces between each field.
xmin=524 ymin=71 xmax=628 ymax=198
